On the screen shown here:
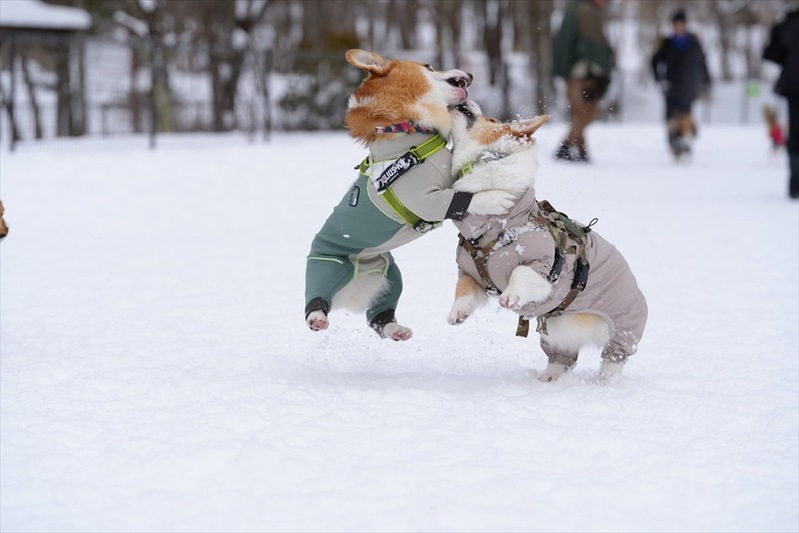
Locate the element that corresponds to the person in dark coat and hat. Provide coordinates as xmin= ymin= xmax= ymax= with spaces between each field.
xmin=651 ymin=9 xmax=711 ymax=159
xmin=764 ymin=8 xmax=799 ymax=199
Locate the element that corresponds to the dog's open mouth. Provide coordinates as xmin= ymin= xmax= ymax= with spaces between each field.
xmin=446 ymin=76 xmax=470 ymax=89
xmin=453 ymin=103 xmax=473 ymax=117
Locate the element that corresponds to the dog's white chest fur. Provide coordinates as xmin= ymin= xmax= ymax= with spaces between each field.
xmin=452 ymin=141 xmax=537 ymax=201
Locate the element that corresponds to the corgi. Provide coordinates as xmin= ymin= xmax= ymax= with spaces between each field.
xmin=446 ymin=100 xmax=648 ymax=382
xmin=305 ymin=51 xmax=514 ymax=341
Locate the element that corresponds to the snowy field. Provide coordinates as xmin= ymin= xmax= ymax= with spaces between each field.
xmin=1 ymin=123 xmax=797 ymax=532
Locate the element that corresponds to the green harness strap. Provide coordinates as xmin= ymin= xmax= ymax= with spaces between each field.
xmin=358 ymin=134 xmax=447 ymax=233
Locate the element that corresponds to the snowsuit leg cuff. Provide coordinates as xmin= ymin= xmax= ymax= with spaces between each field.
xmin=305 ymin=297 xmax=330 ymax=319
xmin=369 ymin=309 xmax=396 ymax=336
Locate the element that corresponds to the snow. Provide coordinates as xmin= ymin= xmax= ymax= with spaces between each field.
xmin=1 ymin=123 xmax=797 ymax=532
xmin=0 ymin=0 xmax=90 ymax=31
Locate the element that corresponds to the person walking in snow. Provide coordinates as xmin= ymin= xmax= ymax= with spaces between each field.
xmin=551 ymin=0 xmax=614 ymax=164
xmin=764 ymin=8 xmax=799 ymax=199
xmin=651 ymin=9 xmax=711 ymax=160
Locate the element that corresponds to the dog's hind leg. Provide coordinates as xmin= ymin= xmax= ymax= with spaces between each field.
xmin=305 ymin=254 xmax=356 ymax=332
xmin=537 ymin=337 xmax=578 ymax=382
xmin=370 ymin=308 xmax=413 ymax=341
xmin=536 ymin=313 xmax=610 ymax=382
xmin=366 ymin=256 xmax=413 ymax=341
xmin=598 ymin=326 xmax=641 ymax=382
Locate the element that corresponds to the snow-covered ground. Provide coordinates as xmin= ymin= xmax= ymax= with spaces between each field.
xmin=1 ymin=122 xmax=797 ymax=532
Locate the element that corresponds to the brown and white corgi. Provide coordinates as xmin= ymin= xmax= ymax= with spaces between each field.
xmin=446 ymin=100 xmax=647 ymax=382
xmin=304 ymin=51 xmax=514 ymax=340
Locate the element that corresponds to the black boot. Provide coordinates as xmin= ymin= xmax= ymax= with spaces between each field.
xmin=554 ymin=142 xmax=576 ymax=162
xmin=668 ymin=130 xmax=685 ymax=159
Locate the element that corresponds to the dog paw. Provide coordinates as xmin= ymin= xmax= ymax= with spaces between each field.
xmin=447 ymin=301 xmax=475 ymax=325
xmin=598 ymin=360 xmax=623 ymax=382
xmin=467 ymin=190 xmax=515 ymax=216
xmin=383 ymin=322 xmax=413 ymax=341
xmin=499 ymin=292 xmax=523 ymax=310
xmin=447 ymin=308 xmax=471 ymax=325
xmin=537 ymin=363 xmax=567 ymax=383
xmin=306 ymin=310 xmax=329 ymax=331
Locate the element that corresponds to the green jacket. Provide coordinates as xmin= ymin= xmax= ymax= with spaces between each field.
xmin=552 ymin=0 xmax=614 ymax=79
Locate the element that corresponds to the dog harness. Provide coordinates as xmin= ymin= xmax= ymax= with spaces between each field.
xmin=457 ymin=197 xmax=596 ymax=338
xmin=357 ymin=131 xmax=448 ymax=233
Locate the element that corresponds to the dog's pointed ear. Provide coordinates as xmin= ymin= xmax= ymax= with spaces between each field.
xmin=346 ymin=49 xmax=391 ymax=76
xmin=509 ymin=115 xmax=550 ymax=138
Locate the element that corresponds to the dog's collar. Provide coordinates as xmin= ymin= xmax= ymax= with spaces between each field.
xmin=456 ymin=151 xmax=511 ymax=179
xmin=375 ymin=121 xmax=438 ymax=135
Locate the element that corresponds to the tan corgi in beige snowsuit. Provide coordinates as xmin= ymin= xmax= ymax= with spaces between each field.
xmin=446 ymin=101 xmax=648 ymax=382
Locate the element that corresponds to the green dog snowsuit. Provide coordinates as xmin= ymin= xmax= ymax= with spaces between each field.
xmin=305 ymin=131 xmax=473 ymax=333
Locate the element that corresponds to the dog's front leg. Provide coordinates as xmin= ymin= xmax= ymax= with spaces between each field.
xmin=467 ymin=190 xmax=515 ymax=216
xmin=499 ymin=265 xmax=553 ymax=310
xmin=447 ymin=275 xmax=486 ymax=325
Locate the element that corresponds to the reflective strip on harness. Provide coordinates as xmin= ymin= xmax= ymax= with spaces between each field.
xmin=357 ymin=133 xmax=447 ymax=233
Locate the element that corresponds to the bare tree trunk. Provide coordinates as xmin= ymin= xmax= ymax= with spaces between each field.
xmin=635 ymin=0 xmax=660 ymax=86
xmin=434 ymin=0 xmax=462 ymax=70
xmin=432 ymin=0 xmax=463 ymax=69
xmin=125 ymin=0 xmax=176 ymax=133
xmin=478 ymin=0 xmax=511 ymax=119
xmin=480 ymin=0 xmax=505 ymax=87
xmin=55 ymin=45 xmax=72 ymax=137
xmin=389 ymin=0 xmax=416 ymax=50
xmin=364 ymin=1 xmax=377 ymax=51
xmin=300 ymin=0 xmax=324 ymax=49
xmin=75 ymin=36 xmax=87 ymax=135
xmin=210 ymin=50 xmax=246 ymax=131
xmin=711 ymin=0 xmax=734 ymax=82
xmin=129 ymin=38 xmax=145 ymax=133
xmin=0 ymin=35 xmax=21 ymax=147
xmin=21 ymin=56 xmax=43 ymax=139
xmin=0 ymin=77 xmax=21 ymax=146
xmin=528 ymin=0 xmax=554 ymax=115
xmin=195 ymin=0 xmax=270 ymax=132
xmin=510 ymin=0 xmax=526 ymax=52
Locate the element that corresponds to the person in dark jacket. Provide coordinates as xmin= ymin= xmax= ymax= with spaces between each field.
xmin=764 ymin=9 xmax=799 ymax=199
xmin=651 ymin=10 xmax=711 ymax=159
xmin=551 ymin=0 xmax=614 ymax=163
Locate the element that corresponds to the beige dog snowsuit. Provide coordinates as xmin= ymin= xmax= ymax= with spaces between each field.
xmin=453 ymin=186 xmax=648 ymax=365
